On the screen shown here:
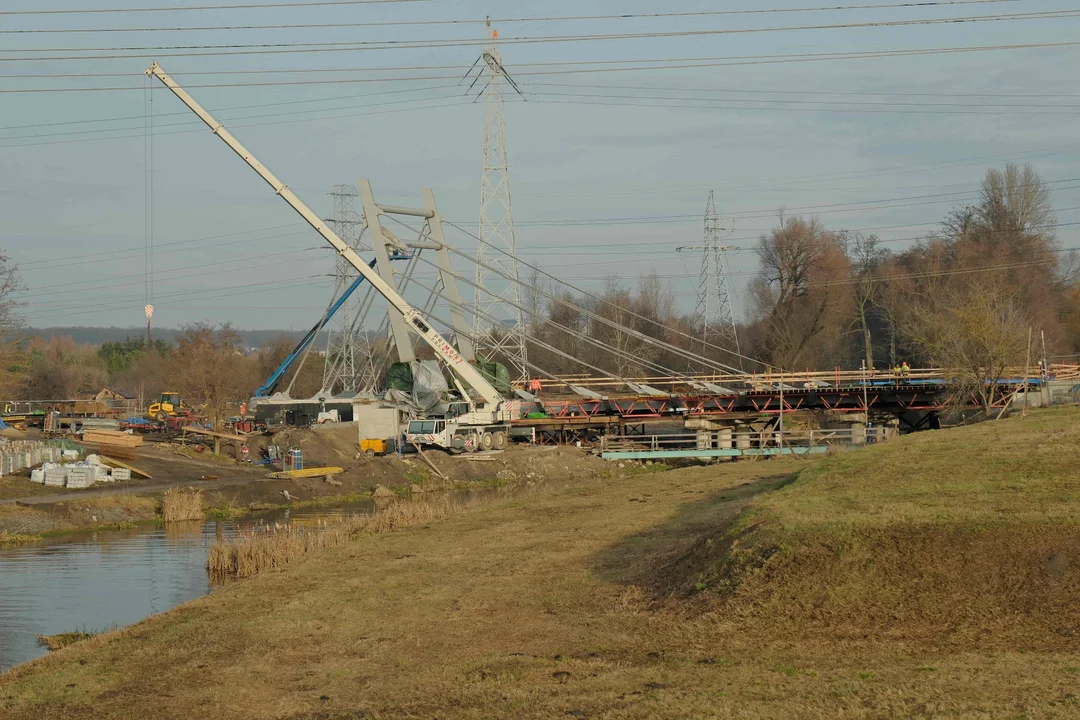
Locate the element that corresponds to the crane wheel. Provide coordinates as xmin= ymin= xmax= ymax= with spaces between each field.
xmin=481 ymin=431 xmax=494 ymax=451
xmin=493 ymin=431 xmax=507 ymax=450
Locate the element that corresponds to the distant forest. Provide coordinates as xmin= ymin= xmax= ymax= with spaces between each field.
xmin=26 ymin=327 xmax=323 ymax=350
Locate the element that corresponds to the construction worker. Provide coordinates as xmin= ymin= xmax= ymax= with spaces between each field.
xmin=528 ymin=378 xmax=543 ymax=396
xmin=901 ymin=361 xmax=911 ymax=377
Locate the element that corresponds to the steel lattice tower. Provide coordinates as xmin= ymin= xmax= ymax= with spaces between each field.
xmin=678 ymin=192 xmax=741 ymax=369
xmin=473 ymin=21 xmax=528 ymax=382
xmin=323 ymin=184 xmax=368 ymax=396
xmin=704 ymin=191 xmax=740 ymax=356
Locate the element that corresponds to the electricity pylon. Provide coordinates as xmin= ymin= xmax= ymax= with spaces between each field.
xmin=470 ymin=19 xmax=528 ymax=383
xmin=322 ymin=184 xmax=368 ymax=396
xmin=677 ymin=191 xmax=741 ymax=370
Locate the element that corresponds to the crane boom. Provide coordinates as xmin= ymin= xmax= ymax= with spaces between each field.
xmin=145 ymin=61 xmax=504 ymax=408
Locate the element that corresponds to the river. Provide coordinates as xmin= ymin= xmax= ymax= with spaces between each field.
xmin=0 ymin=503 xmax=375 ymax=672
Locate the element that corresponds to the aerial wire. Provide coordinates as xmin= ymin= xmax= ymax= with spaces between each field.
xmin=0 ymin=0 xmax=427 ymax=16
xmin=0 ymin=1 xmax=1025 ymax=32
xmin=3 ymin=9 xmax=1078 ymax=61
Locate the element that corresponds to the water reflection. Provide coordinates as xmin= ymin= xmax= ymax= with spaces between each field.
xmin=0 ymin=503 xmax=372 ymax=672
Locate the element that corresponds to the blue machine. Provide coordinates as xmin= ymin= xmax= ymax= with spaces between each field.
xmin=254 ymin=254 xmax=406 ymax=398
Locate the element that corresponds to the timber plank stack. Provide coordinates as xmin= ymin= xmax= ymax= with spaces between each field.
xmin=82 ymin=429 xmax=142 ymax=449
xmin=99 ymin=444 xmax=137 ymax=461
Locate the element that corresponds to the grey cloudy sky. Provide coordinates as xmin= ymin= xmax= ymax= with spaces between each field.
xmin=2 ymin=0 xmax=1079 ymax=332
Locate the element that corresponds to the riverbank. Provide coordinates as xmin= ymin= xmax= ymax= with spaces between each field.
xmin=2 ymin=407 xmax=1077 ymax=717
xmin=0 ymin=442 xmax=612 ymax=537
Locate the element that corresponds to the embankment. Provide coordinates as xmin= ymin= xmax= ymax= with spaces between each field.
xmin=669 ymin=405 xmax=1080 ymax=650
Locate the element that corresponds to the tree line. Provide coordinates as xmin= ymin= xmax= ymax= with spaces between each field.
xmin=521 ymin=164 xmax=1075 ymax=405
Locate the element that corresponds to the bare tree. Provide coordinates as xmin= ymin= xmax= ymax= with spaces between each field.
xmin=750 ymin=215 xmax=851 ymax=368
xmin=0 ymin=253 xmax=27 ymax=395
xmin=899 ymin=280 xmax=1028 ymax=413
xmin=845 ymin=233 xmax=889 ymax=370
xmin=595 ymin=276 xmax=648 ymax=379
xmin=171 ymin=323 xmax=255 ymax=431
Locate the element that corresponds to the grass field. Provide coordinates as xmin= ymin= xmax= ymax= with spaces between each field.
xmin=2 ymin=408 xmax=1079 ymax=718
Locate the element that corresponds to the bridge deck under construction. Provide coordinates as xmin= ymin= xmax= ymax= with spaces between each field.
xmin=510 ymin=366 xmax=1079 ymax=442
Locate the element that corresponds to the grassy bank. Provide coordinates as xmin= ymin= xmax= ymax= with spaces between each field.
xmin=2 ymin=409 xmax=1078 ymax=718
xmin=682 ymin=406 xmax=1080 ymax=651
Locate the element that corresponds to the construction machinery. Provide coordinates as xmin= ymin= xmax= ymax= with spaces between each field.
xmin=360 ymin=438 xmax=393 ymax=457
xmin=146 ymin=62 xmax=511 ymax=453
xmin=147 ymin=391 xmax=187 ymax=421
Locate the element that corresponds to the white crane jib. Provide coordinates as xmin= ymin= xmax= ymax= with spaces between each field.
xmin=144 ymin=61 xmax=504 ymax=409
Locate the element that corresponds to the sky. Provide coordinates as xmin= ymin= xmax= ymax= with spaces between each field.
xmin=2 ymin=0 xmax=1080 ymax=334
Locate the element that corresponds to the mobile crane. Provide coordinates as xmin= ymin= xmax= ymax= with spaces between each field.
xmin=146 ymin=62 xmax=511 ymax=452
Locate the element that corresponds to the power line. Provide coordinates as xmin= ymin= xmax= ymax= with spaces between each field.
xmin=0 ymin=97 xmax=473 ymax=148
xmin=23 ymin=275 xmax=328 ymax=325
xmin=526 ymin=80 xmax=1080 ymax=101
xmin=0 ymin=0 xmax=426 ymax=16
xmin=506 ymin=181 xmax=1080 ymax=227
xmin=0 ymin=82 xmax=456 ymax=131
xmin=525 ymin=87 xmax=1080 ymax=110
xmin=515 ymin=145 xmax=1080 ymax=201
xmin=3 ymin=9 xmax=1078 ymax=62
xmin=4 ymin=39 xmax=1078 ymax=83
xmin=528 ymin=93 xmax=1080 ymax=116
xmin=20 ymin=251 xmax=321 ymax=303
xmin=1 ymin=88 xmax=461 ymax=142
xmin=0 ymin=0 xmax=1022 ymax=32
xmin=18 ymin=225 xmax=305 ymax=269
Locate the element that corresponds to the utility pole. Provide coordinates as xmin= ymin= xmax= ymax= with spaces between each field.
xmin=676 ymin=191 xmax=740 ymax=372
xmin=322 ymin=184 xmax=368 ymax=397
xmin=472 ymin=18 xmax=528 ymax=383
xmin=1023 ymin=327 xmax=1032 ymax=417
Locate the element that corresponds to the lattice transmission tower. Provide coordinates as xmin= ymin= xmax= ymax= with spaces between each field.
xmin=322 ymin=184 xmax=369 ymax=396
xmin=471 ymin=19 xmax=528 ymax=382
xmin=677 ymin=191 xmax=741 ymax=369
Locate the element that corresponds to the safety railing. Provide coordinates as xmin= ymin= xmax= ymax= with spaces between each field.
xmin=601 ymin=426 xmax=888 ymax=452
xmin=518 ymin=364 xmax=1080 ymax=395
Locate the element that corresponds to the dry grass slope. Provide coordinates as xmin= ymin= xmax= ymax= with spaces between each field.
xmin=676 ymin=405 xmax=1080 ymax=650
xmin=2 ymin=411 xmax=1079 ymax=719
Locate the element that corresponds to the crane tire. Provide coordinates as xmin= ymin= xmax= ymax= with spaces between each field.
xmin=481 ymin=431 xmax=494 ymax=451
xmin=493 ymin=431 xmax=507 ymax=450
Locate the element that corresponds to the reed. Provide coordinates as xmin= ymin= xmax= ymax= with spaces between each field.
xmin=36 ymin=630 xmax=98 ymax=652
xmin=207 ymin=499 xmax=459 ymax=578
xmin=162 ymin=487 xmax=204 ymax=523
xmin=0 ymin=531 xmax=40 ymax=545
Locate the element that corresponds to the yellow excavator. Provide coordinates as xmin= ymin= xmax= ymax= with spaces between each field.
xmin=147 ymin=391 xmax=186 ymax=422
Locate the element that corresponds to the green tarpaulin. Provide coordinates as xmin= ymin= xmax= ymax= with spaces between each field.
xmin=386 ymin=362 xmax=413 ymax=392
xmin=476 ymin=361 xmax=512 ymax=395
